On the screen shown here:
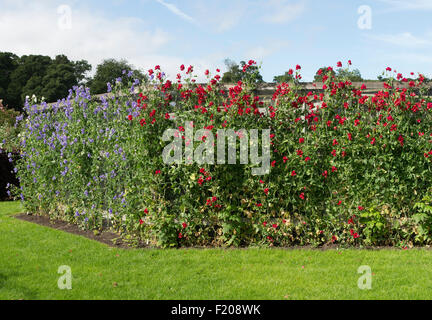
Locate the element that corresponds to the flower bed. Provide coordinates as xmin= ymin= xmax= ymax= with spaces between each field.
xmin=13 ymin=61 xmax=432 ymax=247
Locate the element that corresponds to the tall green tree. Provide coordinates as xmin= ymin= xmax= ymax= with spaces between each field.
xmin=2 ymin=53 xmax=91 ymax=110
xmin=88 ymin=58 xmax=145 ymax=94
xmin=273 ymin=70 xmax=295 ymax=83
xmin=336 ymin=68 xmax=363 ymax=82
xmin=314 ymin=66 xmax=336 ymax=82
xmin=221 ymin=59 xmax=263 ymax=84
xmin=0 ymin=52 xmax=19 ymax=107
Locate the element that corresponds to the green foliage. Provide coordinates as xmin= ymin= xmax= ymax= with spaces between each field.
xmin=273 ymin=71 xmax=295 ymax=83
xmin=314 ymin=66 xmax=336 ymax=82
xmin=359 ymin=207 xmax=387 ymax=245
xmin=221 ymin=59 xmax=263 ymax=85
xmin=0 ymin=53 xmax=91 ymax=110
xmin=14 ymin=62 xmax=432 ymax=248
xmin=0 ymin=99 xmax=22 ymax=152
xmin=336 ymin=68 xmax=363 ymax=82
xmin=88 ymin=58 xmax=146 ymax=94
xmin=413 ymin=195 xmax=432 ymax=244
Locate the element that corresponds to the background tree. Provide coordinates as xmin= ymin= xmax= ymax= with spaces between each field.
xmin=87 ymin=58 xmax=145 ymax=94
xmin=1 ymin=53 xmax=91 ymax=110
xmin=314 ymin=66 xmax=336 ymax=82
xmin=336 ymin=68 xmax=363 ymax=82
xmin=39 ymin=55 xmax=91 ymax=102
xmin=273 ymin=70 xmax=295 ymax=83
xmin=0 ymin=52 xmax=19 ymax=107
xmin=221 ymin=59 xmax=264 ymax=84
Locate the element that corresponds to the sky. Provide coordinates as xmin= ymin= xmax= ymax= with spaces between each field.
xmin=1 ymin=0 xmax=432 ymax=82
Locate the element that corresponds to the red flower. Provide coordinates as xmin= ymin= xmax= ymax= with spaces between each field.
xmin=291 ymin=170 xmax=297 ymax=176
xmin=144 ymin=208 xmax=149 ymax=214
xmin=358 ymin=206 xmax=364 ymax=211
xmin=128 ymin=115 xmax=133 ymax=121
xmin=337 ymin=61 xmax=342 ymax=68
xmin=331 ymin=166 xmax=337 ymax=172
xmin=331 ymin=235 xmax=337 ymax=242
xmin=299 ymin=193 xmax=305 ymax=200
xmin=398 ymin=135 xmax=404 ymax=147
xmin=178 ymin=232 xmax=183 ymax=239
xmin=264 ymin=188 xmax=269 ymax=195
xmin=337 ymin=200 xmax=342 ymax=206
xmin=182 ymin=222 xmax=187 ymax=229
xmin=139 ymin=219 xmax=144 ymax=225
xmin=180 ymin=64 xmax=185 ymax=71
xmin=299 ymin=137 xmax=305 ymax=144
xmin=256 ymin=203 xmax=263 ymax=207
xmin=296 ymin=64 xmax=301 ymax=70
xmin=155 ymin=170 xmax=161 ymax=175
xmin=262 ymin=222 xmax=267 ymax=227
xmin=322 ymin=170 xmax=328 ymax=178
xmin=272 ymin=224 xmax=278 ymax=229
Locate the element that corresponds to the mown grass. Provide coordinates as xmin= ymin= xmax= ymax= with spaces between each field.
xmin=1 ymin=201 xmax=431 ymax=300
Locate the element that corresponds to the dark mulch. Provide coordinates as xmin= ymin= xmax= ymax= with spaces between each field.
xmin=14 ymin=213 xmax=144 ymax=249
xmin=12 ymin=214 xmax=425 ymax=251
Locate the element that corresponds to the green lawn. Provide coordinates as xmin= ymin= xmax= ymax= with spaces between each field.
xmin=1 ymin=201 xmax=432 ymax=300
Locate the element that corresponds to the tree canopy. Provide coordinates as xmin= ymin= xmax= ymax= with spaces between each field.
xmin=87 ymin=58 xmax=146 ymax=94
xmin=221 ymin=59 xmax=263 ymax=84
xmin=0 ymin=53 xmax=91 ymax=110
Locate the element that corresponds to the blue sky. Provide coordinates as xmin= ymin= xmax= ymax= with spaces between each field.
xmin=1 ymin=0 xmax=432 ymax=81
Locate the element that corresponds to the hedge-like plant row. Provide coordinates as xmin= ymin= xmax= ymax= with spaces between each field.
xmin=13 ymin=62 xmax=432 ymax=247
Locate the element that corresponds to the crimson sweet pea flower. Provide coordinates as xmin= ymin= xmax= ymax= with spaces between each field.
xmin=299 ymin=193 xmax=305 ymax=200
xmin=264 ymin=188 xmax=269 ymax=195
xmin=144 ymin=208 xmax=149 ymax=214
xmin=272 ymin=224 xmax=278 ymax=229
xmin=180 ymin=64 xmax=185 ymax=71
xmin=128 ymin=115 xmax=133 ymax=121
xmin=291 ymin=170 xmax=296 ymax=176
xmin=155 ymin=170 xmax=161 ymax=175
xmin=139 ymin=219 xmax=144 ymax=225
xmin=178 ymin=232 xmax=183 ymax=239
xmin=182 ymin=222 xmax=187 ymax=229
xmin=337 ymin=61 xmax=342 ymax=68
xmin=263 ymin=222 xmax=267 ymax=227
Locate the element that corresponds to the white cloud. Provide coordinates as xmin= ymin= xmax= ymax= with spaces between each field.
xmin=378 ymin=0 xmax=432 ymax=11
xmin=156 ymin=0 xmax=197 ymax=25
xmin=367 ymin=32 xmax=431 ymax=47
xmin=245 ymin=41 xmax=290 ymax=61
xmin=261 ymin=0 xmax=305 ymax=24
xmin=0 ymin=1 xmax=223 ymax=82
